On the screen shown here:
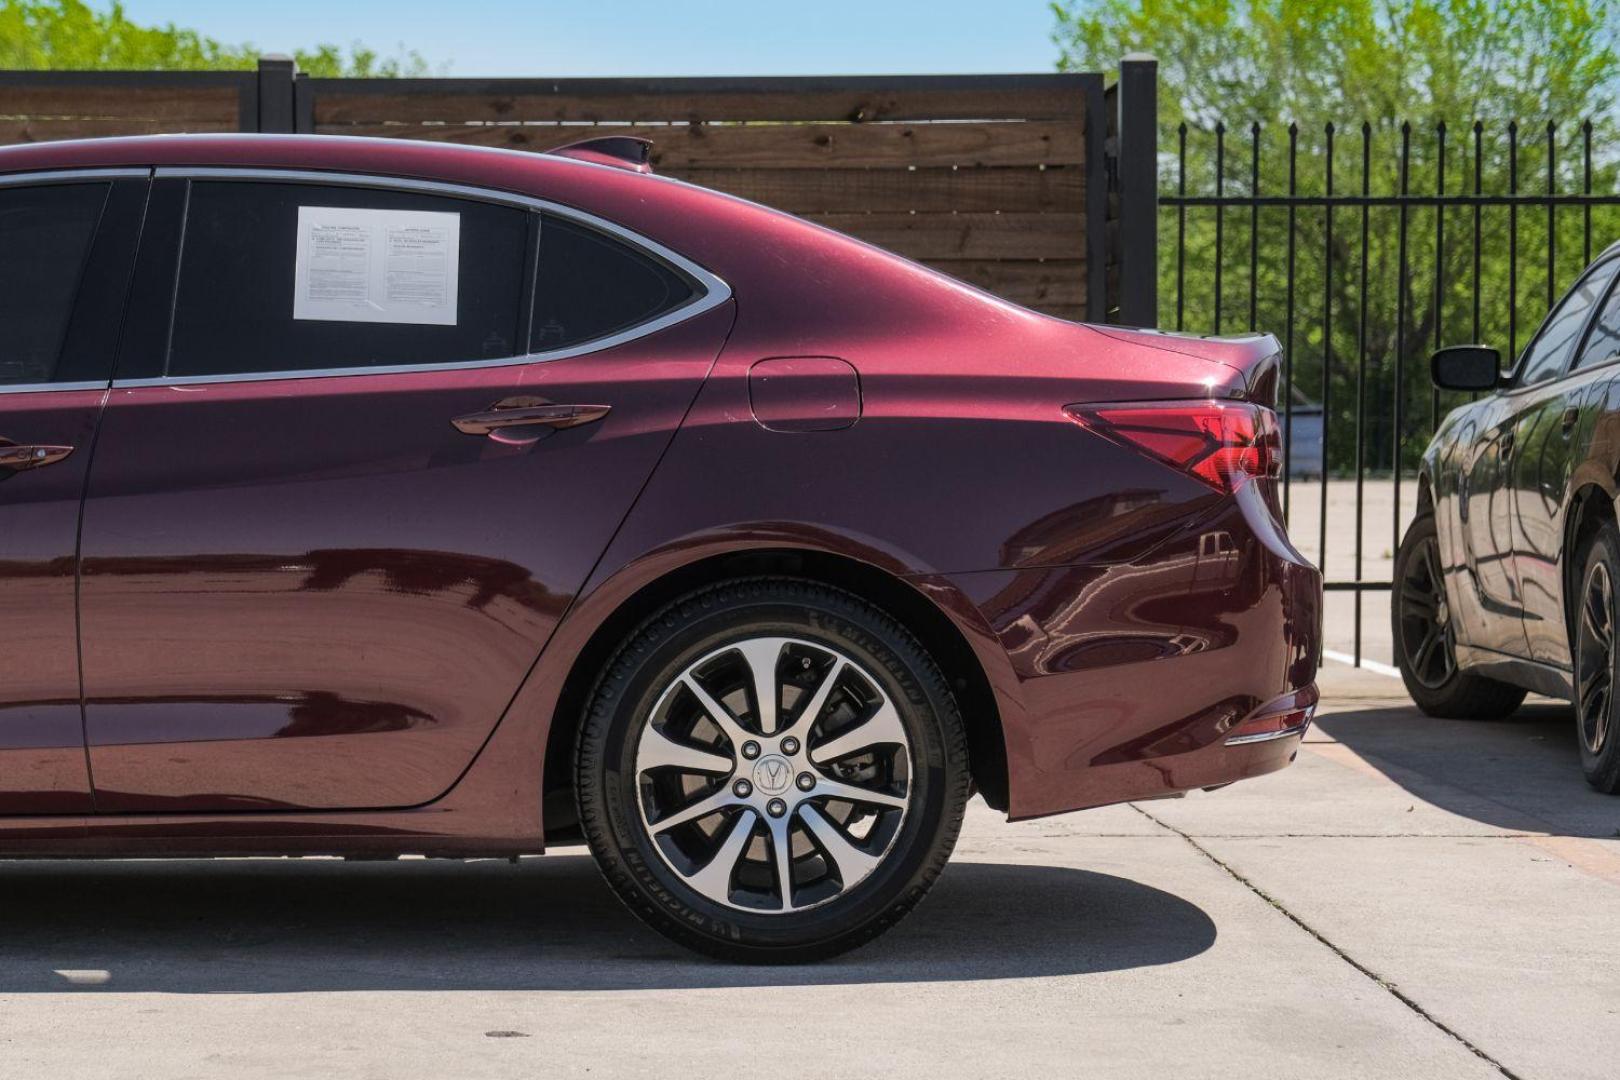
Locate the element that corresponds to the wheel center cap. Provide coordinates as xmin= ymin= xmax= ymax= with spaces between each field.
xmin=752 ymin=755 xmax=794 ymax=795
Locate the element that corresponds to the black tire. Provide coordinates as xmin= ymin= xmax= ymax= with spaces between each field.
xmin=1571 ymin=523 xmax=1620 ymax=794
xmin=1392 ymin=513 xmax=1526 ymax=719
xmin=575 ymin=577 xmax=971 ymax=962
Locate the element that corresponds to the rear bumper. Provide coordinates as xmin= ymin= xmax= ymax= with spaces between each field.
xmin=938 ymin=484 xmax=1323 ymax=820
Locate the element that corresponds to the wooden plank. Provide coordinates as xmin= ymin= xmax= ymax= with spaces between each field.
xmin=662 ymin=166 xmax=1081 ymax=214
xmin=320 ymin=120 xmax=1085 ymax=168
xmin=312 ymin=82 xmax=1084 ymax=125
xmin=1030 ymin=303 xmax=1084 ymax=321
xmin=0 ymin=85 xmax=240 ymax=123
xmin=806 ymin=212 xmax=1084 ymax=260
xmin=0 ymin=118 xmax=236 ymax=143
xmin=923 ymin=259 xmax=1086 ymax=307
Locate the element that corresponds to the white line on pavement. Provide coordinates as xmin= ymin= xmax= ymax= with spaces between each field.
xmin=1322 ymin=649 xmax=1402 ymax=679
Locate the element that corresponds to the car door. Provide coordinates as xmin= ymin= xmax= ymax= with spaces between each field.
xmin=1514 ymin=268 xmax=1620 ymax=665
xmin=0 ymin=174 xmax=145 ymax=815
xmin=1454 ymin=392 xmax=1526 ymax=655
xmin=1504 ymin=258 xmax=1619 ymax=664
xmin=78 ymin=172 xmax=731 ymax=813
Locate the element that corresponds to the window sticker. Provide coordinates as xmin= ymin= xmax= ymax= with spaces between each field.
xmin=292 ymin=206 xmax=460 ymax=325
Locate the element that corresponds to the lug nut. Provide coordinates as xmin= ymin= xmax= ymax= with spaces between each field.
xmin=733 ymin=779 xmax=753 ymax=798
xmin=796 ymin=772 xmax=816 ymax=792
xmin=781 ymin=736 xmax=800 ymax=755
xmin=741 ymin=741 xmax=761 ymax=759
xmin=766 ymin=798 xmax=787 ymax=818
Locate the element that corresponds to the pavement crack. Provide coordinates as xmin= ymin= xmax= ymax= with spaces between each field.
xmin=1174 ymin=832 xmax=1542 ymax=839
xmin=1129 ymin=803 xmax=1525 ymax=1080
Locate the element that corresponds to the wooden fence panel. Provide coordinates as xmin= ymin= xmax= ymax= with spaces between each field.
xmin=327 ymin=120 xmax=1086 ymax=169
xmin=0 ymin=72 xmax=254 ymax=143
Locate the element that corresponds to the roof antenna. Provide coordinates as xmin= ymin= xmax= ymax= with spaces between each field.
xmin=545 ymin=136 xmax=653 ymax=174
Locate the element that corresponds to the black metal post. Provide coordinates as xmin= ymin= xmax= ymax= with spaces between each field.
xmin=1283 ymin=123 xmax=1298 ymax=523
xmin=256 ymin=55 xmax=298 ymax=134
xmin=1116 ymin=54 xmax=1158 ymax=326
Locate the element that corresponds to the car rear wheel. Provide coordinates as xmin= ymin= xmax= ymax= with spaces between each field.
xmin=1573 ymin=524 xmax=1620 ymax=793
xmin=1393 ymin=513 xmax=1526 ymax=719
xmin=576 ymin=578 xmax=970 ymax=962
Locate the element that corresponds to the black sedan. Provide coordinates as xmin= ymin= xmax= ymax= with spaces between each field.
xmin=1398 ymin=243 xmax=1620 ymax=793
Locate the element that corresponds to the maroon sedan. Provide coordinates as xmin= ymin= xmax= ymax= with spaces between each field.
xmin=0 ymin=134 xmax=1320 ymax=960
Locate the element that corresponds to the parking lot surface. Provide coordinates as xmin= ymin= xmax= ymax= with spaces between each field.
xmin=2 ymin=662 xmax=1617 ymax=1080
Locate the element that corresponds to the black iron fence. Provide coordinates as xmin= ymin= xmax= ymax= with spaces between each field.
xmin=1153 ymin=113 xmax=1620 ymax=664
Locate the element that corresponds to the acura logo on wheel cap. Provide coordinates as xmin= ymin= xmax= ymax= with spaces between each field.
xmin=753 ymin=755 xmax=793 ymax=795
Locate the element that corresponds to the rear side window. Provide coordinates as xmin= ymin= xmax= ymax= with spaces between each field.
xmin=0 ymin=183 xmax=106 ymax=385
xmin=1517 ymin=260 xmax=1617 ymax=386
xmin=530 ymin=214 xmax=695 ymax=351
xmin=1575 ymin=273 xmax=1620 ymax=372
xmin=167 ymin=182 xmax=528 ymax=378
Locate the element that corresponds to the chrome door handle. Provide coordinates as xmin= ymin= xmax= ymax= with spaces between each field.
xmin=0 ymin=444 xmax=73 ymax=471
xmin=451 ymin=397 xmax=611 ymax=435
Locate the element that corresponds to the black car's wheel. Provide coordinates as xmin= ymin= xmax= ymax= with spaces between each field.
xmin=1573 ymin=524 xmax=1620 ymax=793
xmin=1393 ymin=513 xmax=1526 ymax=719
xmin=576 ymin=578 xmax=970 ymax=962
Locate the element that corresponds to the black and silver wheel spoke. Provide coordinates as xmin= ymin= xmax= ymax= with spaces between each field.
xmin=635 ymin=636 xmax=913 ymax=913
xmin=1400 ymin=535 xmax=1458 ymax=690
xmin=1577 ymin=561 xmax=1617 ymax=756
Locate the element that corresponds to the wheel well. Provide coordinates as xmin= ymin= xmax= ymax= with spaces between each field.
xmin=1565 ymin=484 xmax=1617 ymax=637
xmin=540 ymin=550 xmax=1009 ymax=843
xmin=1416 ymin=472 xmax=1434 ymax=517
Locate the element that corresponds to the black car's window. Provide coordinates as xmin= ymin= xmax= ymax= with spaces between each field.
xmin=168 ymin=182 xmax=528 ymax=378
xmin=1575 ymin=269 xmax=1620 ymax=372
xmin=1516 ymin=260 xmax=1618 ymax=387
xmin=0 ymin=182 xmax=107 ymax=385
xmin=530 ymin=214 xmax=695 ymax=351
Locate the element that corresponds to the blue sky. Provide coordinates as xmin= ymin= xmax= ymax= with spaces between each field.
xmin=119 ymin=1 xmax=1062 ymax=76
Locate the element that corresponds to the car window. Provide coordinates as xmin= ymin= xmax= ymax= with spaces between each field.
xmin=1516 ymin=260 xmax=1618 ymax=387
xmin=530 ymin=214 xmax=696 ymax=351
xmin=1574 ymin=270 xmax=1620 ymax=372
xmin=167 ymin=182 xmax=528 ymax=379
xmin=0 ymin=182 xmax=108 ymax=385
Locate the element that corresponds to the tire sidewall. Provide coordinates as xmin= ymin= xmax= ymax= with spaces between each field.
xmin=1575 ymin=530 xmax=1620 ymax=791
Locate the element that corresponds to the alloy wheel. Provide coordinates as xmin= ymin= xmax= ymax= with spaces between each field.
xmin=633 ymin=636 xmax=913 ymax=913
xmin=1398 ymin=534 xmax=1457 ymax=689
xmin=1577 ymin=560 xmax=1615 ymax=757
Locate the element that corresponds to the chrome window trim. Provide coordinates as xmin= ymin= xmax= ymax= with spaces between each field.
xmin=0 ymin=169 xmax=148 ymax=395
xmin=108 ymin=166 xmax=733 ymax=389
xmin=0 ymin=167 xmax=150 ymax=188
xmin=0 ymin=379 xmax=110 ymax=396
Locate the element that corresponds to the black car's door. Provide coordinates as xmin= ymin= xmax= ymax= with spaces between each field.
xmin=1455 ymin=393 xmax=1525 ymax=655
xmin=0 ymin=173 xmax=146 ymax=814
xmin=1514 ymin=266 xmax=1620 ymax=665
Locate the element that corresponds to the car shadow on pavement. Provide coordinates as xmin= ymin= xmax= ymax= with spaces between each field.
xmin=1314 ymin=698 xmax=1620 ymax=838
xmin=0 ymin=856 xmax=1215 ymax=993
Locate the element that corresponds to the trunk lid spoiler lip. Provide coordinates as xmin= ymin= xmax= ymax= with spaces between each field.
xmin=1085 ymin=325 xmax=1284 ymax=406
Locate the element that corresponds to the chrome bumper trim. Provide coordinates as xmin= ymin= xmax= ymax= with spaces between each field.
xmin=1225 ymin=721 xmax=1310 ymax=746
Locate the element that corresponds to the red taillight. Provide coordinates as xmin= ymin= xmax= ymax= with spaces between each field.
xmin=1066 ymin=400 xmax=1282 ymax=494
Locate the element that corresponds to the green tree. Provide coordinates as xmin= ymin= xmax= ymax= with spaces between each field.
xmin=1052 ymin=1 xmax=1620 ymax=474
xmin=0 ymin=0 xmax=427 ymax=75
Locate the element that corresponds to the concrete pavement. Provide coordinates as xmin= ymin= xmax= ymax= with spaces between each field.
xmin=1 ymin=661 xmax=1616 ymax=1079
